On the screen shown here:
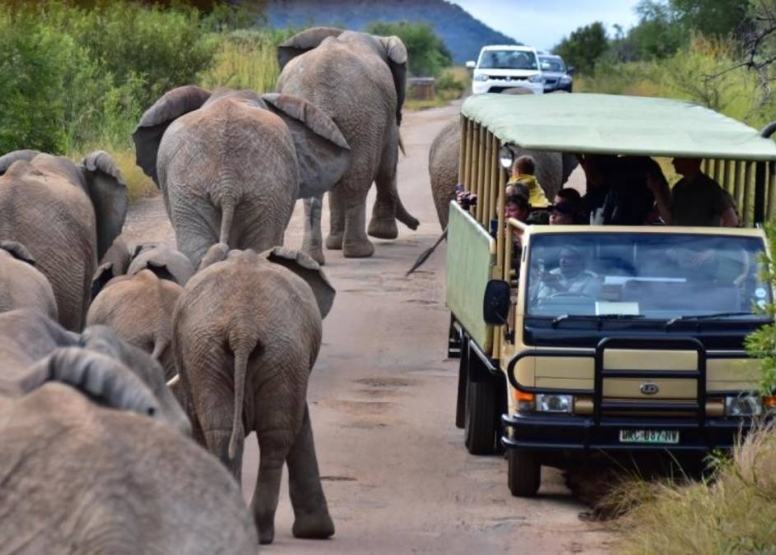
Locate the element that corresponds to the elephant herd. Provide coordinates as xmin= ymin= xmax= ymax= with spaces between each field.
xmin=0 ymin=24 xmax=574 ymax=552
xmin=0 ymin=27 xmax=420 ymax=553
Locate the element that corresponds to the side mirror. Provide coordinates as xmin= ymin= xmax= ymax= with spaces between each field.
xmin=465 ymin=60 xmax=476 ymax=69
xmin=567 ymin=66 xmax=576 ymax=75
xmin=483 ymin=280 xmax=511 ymax=325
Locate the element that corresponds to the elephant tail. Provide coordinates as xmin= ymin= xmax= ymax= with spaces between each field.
xmin=228 ymin=336 xmax=252 ymax=460
xmin=219 ymin=199 xmax=235 ymax=247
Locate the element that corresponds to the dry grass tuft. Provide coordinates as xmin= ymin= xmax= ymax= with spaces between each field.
xmin=110 ymin=148 xmax=157 ymax=201
xmin=612 ymin=424 xmax=776 ymax=554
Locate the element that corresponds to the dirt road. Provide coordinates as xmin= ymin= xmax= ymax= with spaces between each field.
xmin=123 ymin=102 xmax=611 ymax=554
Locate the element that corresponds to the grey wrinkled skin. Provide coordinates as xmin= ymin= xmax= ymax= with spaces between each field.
xmin=173 ymin=245 xmax=335 ymax=545
xmin=99 ymin=236 xmax=132 ymax=276
xmin=0 ymin=241 xmax=58 ymax=320
xmin=277 ymin=28 xmax=420 ymax=263
xmin=0 ymin=151 xmax=128 ymax=331
xmin=428 ymin=120 xmax=579 ymax=230
xmin=133 ymin=87 xmax=350 ymax=269
xmin=88 ymin=270 xmax=184 ymax=380
xmin=127 ymin=243 xmax=195 ymax=286
xmin=0 ymin=310 xmax=189 ymax=436
xmin=0 ymin=382 xmax=258 ymax=554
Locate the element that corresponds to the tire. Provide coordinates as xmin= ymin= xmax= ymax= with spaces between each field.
xmin=464 ymin=375 xmax=497 ymax=454
xmin=455 ymin=342 xmax=467 ymax=429
xmin=507 ymin=450 xmax=541 ymax=497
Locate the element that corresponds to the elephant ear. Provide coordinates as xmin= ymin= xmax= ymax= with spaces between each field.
xmin=261 ymin=246 xmax=336 ymax=319
xmin=380 ymin=36 xmax=408 ymax=127
xmin=16 ymin=347 xmax=159 ymax=419
xmin=91 ymin=262 xmax=116 ymax=300
xmin=277 ymin=27 xmax=345 ymax=70
xmin=198 ymin=243 xmax=230 ymax=272
xmin=561 ymin=152 xmax=580 ymax=186
xmin=132 ymin=85 xmax=212 ymax=185
xmin=0 ymin=240 xmax=35 ymax=266
xmin=80 ymin=151 xmax=129 ymax=261
xmin=0 ymin=149 xmax=40 ymax=176
xmin=262 ymin=93 xmax=351 ymax=199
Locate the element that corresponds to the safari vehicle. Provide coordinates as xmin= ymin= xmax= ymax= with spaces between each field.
xmin=446 ymin=93 xmax=776 ymax=497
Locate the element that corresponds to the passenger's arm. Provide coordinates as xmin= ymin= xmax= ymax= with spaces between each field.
xmin=646 ymin=173 xmax=672 ymax=224
xmin=720 ymin=207 xmax=740 ymax=228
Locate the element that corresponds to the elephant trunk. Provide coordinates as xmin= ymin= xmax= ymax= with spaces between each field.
xmin=228 ymin=334 xmax=253 ymax=460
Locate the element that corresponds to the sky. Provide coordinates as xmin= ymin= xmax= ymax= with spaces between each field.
xmin=451 ymin=0 xmax=643 ymax=52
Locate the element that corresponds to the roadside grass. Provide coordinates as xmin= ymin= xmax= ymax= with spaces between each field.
xmin=406 ymin=66 xmax=467 ymax=111
xmin=607 ymin=424 xmax=776 ymax=554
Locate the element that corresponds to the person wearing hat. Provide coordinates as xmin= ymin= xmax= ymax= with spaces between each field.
xmin=534 ymin=245 xmax=600 ymax=302
xmin=549 ymin=201 xmax=579 ymax=225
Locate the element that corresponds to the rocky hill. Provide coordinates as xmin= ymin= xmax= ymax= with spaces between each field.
xmin=265 ymin=0 xmax=518 ymax=64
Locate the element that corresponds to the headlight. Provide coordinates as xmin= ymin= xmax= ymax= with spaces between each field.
xmin=725 ymin=394 xmax=763 ymax=417
xmin=473 ymin=74 xmax=488 ymax=82
xmin=527 ymin=74 xmax=543 ymax=83
xmin=536 ymin=394 xmax=573 ymax=413
xmin=560 ymin=76 xmax=572 ymax=84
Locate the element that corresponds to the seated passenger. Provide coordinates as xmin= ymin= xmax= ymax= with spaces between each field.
xmin=534 ymin=246 xmax=601 ymax=301
xmin=549 ymin=200 xmax=583 ymax=225
xmin=599 ymin=156 xmax=662 ymax=225
xmin=652 ymin=157 xmax=739 ymax=227
xmin=505 ymin=193 xmax=529 ymax=270
xmin=508 ymin=155 xmax=550 ymax=208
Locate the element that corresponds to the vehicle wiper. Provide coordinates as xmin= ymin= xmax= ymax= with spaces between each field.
xmin=665 ymin=312 xmax=770 ymax=330
xmin=552 ymin=313 xmax=645 ymax=328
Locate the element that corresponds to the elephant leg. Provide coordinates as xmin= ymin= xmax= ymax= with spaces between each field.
xmin=288 ymin=404 xmax=334 ymax=540
xmin=250 ymin=430 xmax=293 ymax=545
xmin=325 ymin=189 xmax=345 ymax=251
xmin=168 ymin=194 xmax=221 ymax=268
xmin=341 ymin=183 xmax=374 ymax=258
xmin=368 ymin=129 xmax=419 ymax=239
xmin=302 ymin=197 xmax=325 ymax=265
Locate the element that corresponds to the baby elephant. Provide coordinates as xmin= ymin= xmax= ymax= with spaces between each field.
xmin=173 ymin=244 xmax=335 ymax=545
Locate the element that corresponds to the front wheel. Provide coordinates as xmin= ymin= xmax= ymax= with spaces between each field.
xmin=464 ymin=377 xmax=497 ymax=455
xmin=508 ymin=450 xmax=541 ymax=497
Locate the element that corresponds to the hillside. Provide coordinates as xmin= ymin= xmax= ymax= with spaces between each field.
xmin=265 ymin=0 xmax=518 ymax=65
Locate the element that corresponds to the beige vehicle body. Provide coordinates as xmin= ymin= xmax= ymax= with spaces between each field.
xmin=446 ymin=93 xmax=776 ymax=496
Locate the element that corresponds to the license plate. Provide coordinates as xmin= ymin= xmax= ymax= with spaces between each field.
xmin=619 ymin=429 xmax=680 ymax=444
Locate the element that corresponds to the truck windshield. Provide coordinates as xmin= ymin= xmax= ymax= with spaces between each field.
xmin=525 ymin=233 xmax=770 ymax=320
xmin=479 ymin=50 xmax=538 ymax=70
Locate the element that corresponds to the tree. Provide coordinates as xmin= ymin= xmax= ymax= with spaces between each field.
xmin=671 ymin=0 xmax=750 ymax=39
xmin=365 ymin=20 xmax=452 ymax=77
xmin=553 ymin=22 xmax=608 ymax=75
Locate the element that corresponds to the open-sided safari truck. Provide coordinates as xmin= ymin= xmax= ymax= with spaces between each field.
xmin=446 ymin=93 xmax=776 ymax=497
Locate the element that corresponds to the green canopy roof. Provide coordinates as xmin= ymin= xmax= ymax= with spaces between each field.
xmin=461 ymin=93 xmax=776 ymax=161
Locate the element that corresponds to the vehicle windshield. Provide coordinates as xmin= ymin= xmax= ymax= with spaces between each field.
xmin=526 ymin=232 xmax=770 ymax=320
xmin=479 ymin=50 xmax=538 ymax=70
xmin=539 ymin=56 xmax=565 ymax=73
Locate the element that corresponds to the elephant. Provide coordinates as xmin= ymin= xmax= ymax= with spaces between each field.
xmin=0 ymin=316 xmax=257 ymax=553
xmin=0 ymin=241 xmax=57 ymax=320
xmin=95 ymin=241 xmax=194 ymax=289
xmin=133 ymin=86 xmax=351 ymax=268
xmin=277 ymin=27 xmax=420 ymax=262
xmin=0 ymin=309 xmax=190 ymax=436
xmin=173 ymin=244 xmax=336 ymax=545
xmin=428 ymin=120 xmax=579 ymax=230
xmin=88 ymin=269 xmax=184 ymax=380
xmin=0 ymin=150 xmax=128 ymax=331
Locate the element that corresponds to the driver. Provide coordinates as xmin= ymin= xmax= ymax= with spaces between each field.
xmin=534 ymin=246 xmax=601 ymax=301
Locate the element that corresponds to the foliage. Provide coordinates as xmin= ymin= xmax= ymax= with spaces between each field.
xmin=746 ymin=223 xmax=776 ymax=396
xmin=671 ymin=0 xmax=750 ymax=39
xmin=553 ymin=22 xmax=609 ymax=75
xmin=610 ymin=422 xmax=776 ymax=554
xmin=365 ymin=21 xmax=451 ymax=77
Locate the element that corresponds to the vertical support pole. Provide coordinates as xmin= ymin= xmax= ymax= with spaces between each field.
xmin=732 ymin=160 xmax=742 ymax=211
xmin=712 ymin=159 xmax=721 ymax=183
xmin=458 ymin=116 xmax=467 ymax=190
xmin=483 ymin=130 xmax=493 ymax=226
xmin=768 ymin=162 xmax=776 ymax=222
xmin=472 ymin=122 xmax=482 ymax=221
xmin=743 ymin=162 xmax=753 ymax=227
xmin=464 ymin=119 xmax=473 ymax=190
xmin=755 ymin=161 xmax=766 ymax=224
xmin=476 ymin=124 xmax=487 ymax=224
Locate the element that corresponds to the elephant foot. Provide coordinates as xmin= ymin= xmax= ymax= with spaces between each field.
xmin=343 ymin=239 xmax=375 ymax=258
xmin=258 ymin=523 xmax=275 ymax=545
xmin=325 ymin=234 xmax=343 ymax=250
xmin=292 ymin=511 xmax=335 ymax=540
xmin=302 ymin=245 xmax=326 ymax=266
xmin=367 ymin=216 xmax=399 ymax=240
